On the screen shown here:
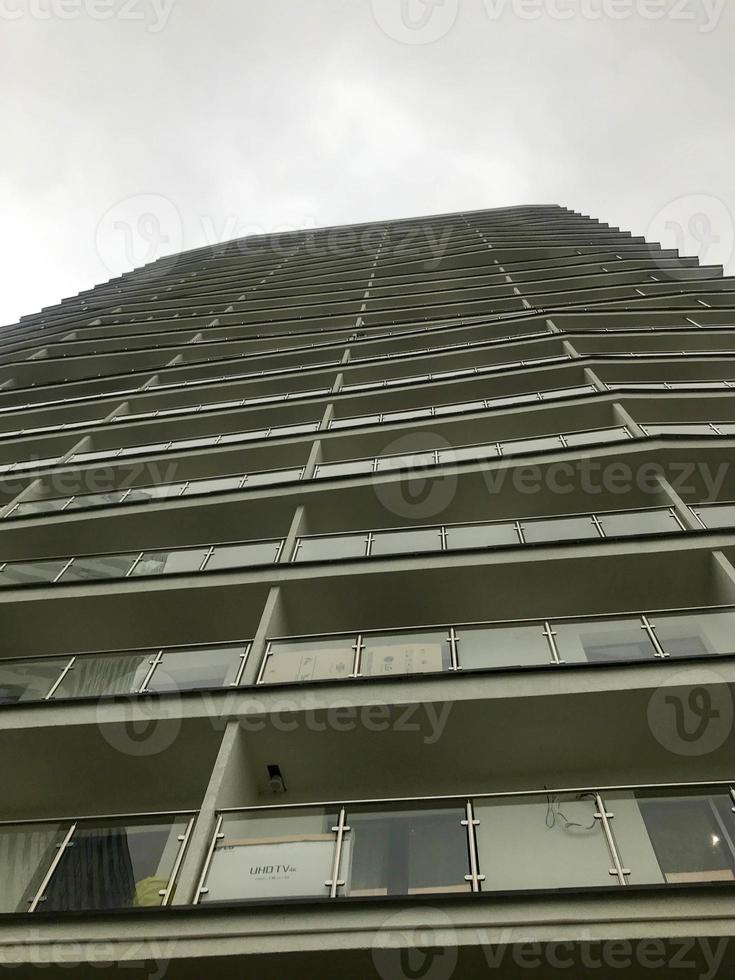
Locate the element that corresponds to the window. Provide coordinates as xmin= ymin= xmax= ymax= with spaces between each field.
xmin=456 ymin=624 xmax=552 ymax=670
xmin=551 ymin=618 xmax=657 ymax=664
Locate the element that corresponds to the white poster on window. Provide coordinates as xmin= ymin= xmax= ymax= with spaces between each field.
xmin=207 ymin=835 xmax=339 ymax=900
xmin=264 ymin=649 xmax=354 ymax=683
xmin=362 ymin=643 xmax=444 ymax=676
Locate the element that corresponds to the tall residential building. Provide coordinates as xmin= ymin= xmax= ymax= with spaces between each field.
xmin=1 ymin=204 xmax=734 ymax=978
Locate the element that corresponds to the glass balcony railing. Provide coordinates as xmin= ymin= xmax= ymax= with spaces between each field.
xmin=692 ymin=501 xmax=735 ymax=529
xmin=0 ymin=641 xmax=251 ymax=704
xmin=329 ymin=384 xmax=596 ymax=430
xmin=0 ymin=811 xmax=194 ymax=914
xmin=642 ymin=422 xmax=735 ymax=437
xmin=195 ymin=782 xmax=735 ymax=904
xmin=292 ymin=506 xmax=685 ymax=563
xmin=607 ymin=381 xmax=735 ymax=391
xmin=314 ymin=426 xmax=633 ymax=479
xmin=0 ymin=538 xmax=284 ymax=590
xmin=340 ymin=352 xmax=571 ymax=392
xmin=256 ymin=606 xmax=735 ymax=684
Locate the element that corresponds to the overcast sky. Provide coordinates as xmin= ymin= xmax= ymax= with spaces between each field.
xmin=1 ymin=0 xmax=734 ymax=325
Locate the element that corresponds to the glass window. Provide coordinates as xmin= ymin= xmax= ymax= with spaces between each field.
xmin=502 ymin=435 xmax=562 ymax=456
xmin=0 ymin=560 xmax=70 ymax=587
xmin=293 ymin=534 xmax=367 ymax=562
xmin=50 ymin=652 xmax=151 ymax=699
xmin=564 ymin=427 xmax=630 ymax=446
xmin=609 ymin=790 xmax=735 ymax=886
xmin=649 ymin=609 xmax=735 ymax=658
xmin=129 ymin=548 xmax=210 ymax=577
xmin=344 ymin=804 xmax=470 ymax=897
xmin=521 ymin=515 xmax=599 ymax=544
xmin=146 ymin=645 xmax=247 ymax=692
xmin=552 ymin=618 xmax=657 ymax=664
xmin=261 ymin=637 xmax=356 ymax=684
xmin=58 ymin=553 xmax=139 ymax=582
xmin=598 ymin=509 xmax=681 ymax=537
xmin=39 ymin=816 xmax=190 ymax=911
xmin=446 ymin=521 xmax=518 ymax=550
xmin=199 ymin=809 xmax=337 ymax=903
xmin=695 ymin=504 xmax=735 ymax=529
xmin=370 ymin=527 xmax=442 ymax=557
xmin=315 ymin=460 xmax=374 ymax=479
xmin=0 ymin=658 xmax=66 ymax=703
xmin=475 ymin=793 xmax=614 ymax=891
xmin=361 ymin=631 xmax=451 ymax=677
xmin=455 ymin=624 xmax=552 ymax=670
xmin=0 ymin=823 xmax=66 ymax=913
xmin=206 ymin=541 xmax=281 ymax=570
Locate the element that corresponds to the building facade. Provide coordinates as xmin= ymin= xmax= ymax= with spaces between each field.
xmin=0 ymin=205 xmax=734 ymax=977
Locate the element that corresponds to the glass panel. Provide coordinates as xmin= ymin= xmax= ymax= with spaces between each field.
xmin=219 ymin=429 xmax=268 ymax=444
xmin=261 ymin=637 xmax=356 ymax=684
xmin=375 ymin=451 xmax=437 ymax=473
xmin=521 ymin=515 xmax=599 ymax=544
xmin=608 ymin=789 xmax=735 ymax=886
xmin=456 ymin=624 xmax=552 ymax=670
xmin=58 ymin=553 xmax=139 ymax=582
xmin=382 ymin=407 xmax=432 ymax=422
xmin=0 ymin=560 xmax=70 ymax=587
xmin=206 ymin=541 xmax=280 ymax=570
xmin=475 ymin=793 xmax=614 ymax=891
xmin=64 ymin=490 xmax=128 ymax=510
xmin=147 ymin=645 xmax=247 ymax=692
xmin=434 ymin=400 xmax=486 ymax=416
xmin=717 ymin=423 xmax=735 ymax=435
xmin=183 ymin=476 xmax=242 ymax=495
xmin=70 ymin=449 xmax=115 ymax=463
xmin=246 ymin=468 xmax=303 ymax=487
xmin=564 ymin=427 xmax=630 ymax=446
xmin=486 ymin=393 xmax=538 ymax=409
xmin=129 ymin=548 xmax=210 ymax=577
xmin=539 ymin=385 xmax=595 ymax=399
xmin=315 ymin=460 xmax=373 ymax=479
xmin=502 ymin=435 xmax=562 ymax=456
xmin=51 ymin=652 xmax=151 ymax=699
xmin=670 ymin=382 xmax=729 ymax=390
xmin=117 ymin=442 xmax=170 ymax=457
xmin=370 ymin=528 xmax=442 ymax=557
xmin=344 ymin=804 xmax=470 ymax=897
xmin=200 ymin=809 xmax=337 ymax=903
xmin=294 ymin=534 xmax=367 ymax=562
xmin=276 ymin=422 xmax=320 ymax=435
xmin=446 ymin=521 xmax=519 ymax=550
xmin=361 ymin=630 xmax=451 ymax=676
xmin=552 ymin=618 xmax=657 ymax=664
xmin=330 ymin=415 xmax=381 ymax=430
xmin=644 ymin=424 xmax=715 ymax=436
xmin=650 ymin=609 xmax=735 ymax=658
xmin=0 ymin=658 xmax=66 ymax=703
xmin=10 ymin=499 xmax=69 ymax=517
xmin=437 ymin=444 xmax=499 ymax=464
xmin=598 ymin=509 xmax=681 ymax=537
xmin=170 ymin=437 xmax=215 ymax=451
xmin=40 ymin=817 xmax=189 ymax=911
xmin=0 ymin=823 xmax=66 ymax=913
xmin=696 ymin=504 xmax=735 ymax=529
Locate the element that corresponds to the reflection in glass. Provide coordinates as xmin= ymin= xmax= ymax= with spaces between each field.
xmin=650 ymin=609 xmax=735 ymax=658
xmin=521 ymin=516 xmax=599 ymax=544
xmin=446 ymin=522 xmax=519 ymax=550
xmin=200 ymin=810 xmax=337 ymax=903
xmin=0 ymin=560 xmax=70 ymax=587
xmin=502 ymin=436 xmax=561 ymax=456
xmin=129 ymin=548 xmax=210 ymax=577
xmin=564 ymin=427 xmax=630 ymax=446
xmin=40 ymin=817 xmax=189 ymax=911
xmin=206 ymin=541 xmax=281 ymax=570
xmin=315 ymin=460 xmax=374 ymax=479
xmin=59 ymin=554 xmax=139 ymax=582
xmin=183 ymin=476 xmax=243 ymax=495
xmin=0 ymin=823 xmax=66 ymax=913
xmin=147 ymin=645 xmax=246 ymax=692
xmin=0 ymin=658 xmax=65 ymax=704
xmin=361 ymin=631 xmax=451 ymax=676
xmin=552 ymin=618 xmax=657 ymax=663
xmin=261 ymin=638 xmax=356 ymax=684
xmin=293 ymin=535 xmax=367 ymax=562
xmin=695 ymin=504 xmax=735 ymax=529
xmin=50 ymin=652 xmax=150 ymax=699
xmin=599 ymin=509 xmax=681 ymax=537
xmin=475 ymin=793 xmax=613 ymax=890
xmin=345 ymin=804 xmax=470 ymax=897
xmin=370 ymin=528 xmax=442 ymax=556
